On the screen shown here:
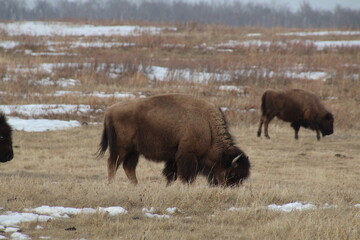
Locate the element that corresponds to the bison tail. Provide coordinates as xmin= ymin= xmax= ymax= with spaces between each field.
xmin=96 ymin=121 xmax=109 ymax=159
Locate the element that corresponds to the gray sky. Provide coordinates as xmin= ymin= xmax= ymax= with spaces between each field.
xmin=181 ymin=0 xmax=360 ymax=11
xmin=27 ymin=0 xmax=360 ymax=11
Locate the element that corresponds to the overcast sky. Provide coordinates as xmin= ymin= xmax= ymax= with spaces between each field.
xmin=25 ymin=0 xmax=360 ymax=12
xmin=180 ymin=0 xmax=360 ymax=11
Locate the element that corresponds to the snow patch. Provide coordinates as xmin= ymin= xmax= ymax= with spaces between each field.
xmin=228 ymin=207 xmax=250 ymax=211
xmin=8 ymin=117 xmax=81 ymax=132
xmin=0 ymin=104 xmax=92 ymax=117
xmin=267 ymin=202 xmax=317 ymax=212
xmin=0 ymin=212 xmax=53 ymax=226
xmin=143 ymin=207 xmax=170 ymax=219
xmin=166 ymin=207 xmax=181 ymax=214
xmin=0 ymin=22 xmax=175 ymax=37
xmin=10 ymin=232 xmax=31 ymax=240
xmin=28 ymin=206 xmax=127 ymax=218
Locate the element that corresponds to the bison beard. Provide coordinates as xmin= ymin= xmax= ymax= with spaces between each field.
xmin=257 ymin=88 xmax=334 ymax=140
xmin=97 ymin=94 xmax=250 ymax=187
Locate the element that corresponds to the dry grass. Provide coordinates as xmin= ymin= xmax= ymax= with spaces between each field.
xmin=1 ymin=20 xmax=360 ymax=239
xmin=1 ymin=125 xmax=360 ymax=239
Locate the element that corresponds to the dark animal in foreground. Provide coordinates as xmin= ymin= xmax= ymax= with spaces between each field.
xmin=0 ymin=113 xmax=14 ymax=162
xmin=257 ymin=89 xmax=334 ymax=140
xmin=97 ymin=94 xmax=250 ymax=187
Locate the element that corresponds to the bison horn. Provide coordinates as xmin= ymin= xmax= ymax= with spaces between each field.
xmin=232 ymin=154 xmax=242 ymax=167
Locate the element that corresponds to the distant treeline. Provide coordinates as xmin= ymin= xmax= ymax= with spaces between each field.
xmin=1 ymin=0 xmax=360 ymax=28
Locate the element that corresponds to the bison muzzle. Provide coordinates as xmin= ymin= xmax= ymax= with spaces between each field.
xmin=257 ymin=89 xmax=334 ymax=140
xmin=97 ymin=94 xmax=250 ymax=187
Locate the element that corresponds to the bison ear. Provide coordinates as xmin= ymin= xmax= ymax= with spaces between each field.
xmin=325 ymin=113 xmax=333 ymax=120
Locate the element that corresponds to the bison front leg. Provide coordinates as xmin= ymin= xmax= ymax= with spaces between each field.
xmin=176 ymin=153 xmax=198 ymax=184
xmin=257 ymin=116 xmax=264 ymax=137
xmin=123 ymin=151 xmax=139 ymax=185
xmin=291 ymin=122 xmax=301 ymax=140
xmin=315 ymin=129 xmax=321 ymax=141
xmin=162 ymin=160 xmax=177 ymax=186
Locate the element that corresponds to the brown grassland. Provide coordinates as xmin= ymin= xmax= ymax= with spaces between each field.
xmin=0 ymin=21 xmax=360 ymax=239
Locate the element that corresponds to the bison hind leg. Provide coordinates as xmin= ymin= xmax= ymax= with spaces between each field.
xmin=162 ymin=160 xmax=177 ymax=186
xmin=107 ymin=148 xmax=127 ymax=184
xmin=108 ymin=154 xmax=121 ymax=184
xmin=123 ymin=151 xmax=139 ymax=185
xmin=263 ymin=116 xmax=274 ymax=139
xmin=257 ymin=116 xmax=264 ymax=137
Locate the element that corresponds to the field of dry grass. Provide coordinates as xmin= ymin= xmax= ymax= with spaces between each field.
xmin=1 ymin=21 xmax=360 ymax=239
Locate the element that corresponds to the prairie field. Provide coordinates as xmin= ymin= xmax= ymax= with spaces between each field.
xmin=0 ymin=21 xmax=360 ymax=240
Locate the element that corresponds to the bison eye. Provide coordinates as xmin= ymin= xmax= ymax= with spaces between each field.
xmin=0 ymin=135 xmax=4 ymax=141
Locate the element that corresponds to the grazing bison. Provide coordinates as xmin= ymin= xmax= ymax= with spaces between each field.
xmin=0 ymin=113 xmax=14 ymax=162
xmin=257 ymin=89 xmax=334 ymax=140
xmin=97 ymin=94 xmax=250 ymax=187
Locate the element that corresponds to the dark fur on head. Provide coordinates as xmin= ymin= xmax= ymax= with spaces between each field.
xmin=222 ymin=146 xmax=250 ymax=187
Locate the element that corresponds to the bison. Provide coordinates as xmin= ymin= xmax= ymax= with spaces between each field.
xmin=257 ymin=89 xmax=334 ymax=140
xmin=97 ymin=94 xmax=250 ymax=187
xmin=0 ymin=113 xmax=14 ymax=163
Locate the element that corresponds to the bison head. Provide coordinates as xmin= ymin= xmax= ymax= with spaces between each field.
xmin=223 ymin=147 xmax=250 ymax=187
xmin=0 ymin=114 xmax=14 ymax=163
xmin=319 ymin=113 xmax=334 ymax=137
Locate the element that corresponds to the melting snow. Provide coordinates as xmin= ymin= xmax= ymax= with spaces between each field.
xmin=267 ymin=202 xmax=317 ymax=212
xmin=144 ymin=212 xmax=170 ymax=219
xmin=228 ymin=207 xmax=250 ymax=211
xmin=278 ymin=31 xmax=360 ymax=36
xmin=4 ymin=227 xmax=20 ymax=232
xmin=0 ymin=104 xmax=96 ymax=132
xmin=148 ymin=66 xmax=232 ymax=83
xmin=0 ymin=212 xmax=53 ymax=226
xmin=0 ymin=104 xmax=92 ymax=117
xmin=142 ymin=207 xmax=171 ymax=219
xmin=34 ymin=78 xmax=80 ymax=87
xmin=166 ymin=207 xmax=181 ymax=214
xmin=10 ymin=232 xmax=31 ymax=240
xmin=51 ymin=91 xmax=136 ymax=98
xmin=28 ymin=205 xmax=128 ymax=218
xmin=0 ymin=21 xmax=175 ymax=37
xmin=0 ymin=41 xmax=19 ymax=49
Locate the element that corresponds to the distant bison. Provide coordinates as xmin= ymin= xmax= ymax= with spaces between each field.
xmin=0 ymin=113 xmax=14 ymax=162
xmin=97 ymin=94 xmax=250 ymax=187
xmin=257 ymin=89 xmax=334 ymax=140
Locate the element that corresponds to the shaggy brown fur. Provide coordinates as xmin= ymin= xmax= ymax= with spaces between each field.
xmin=257 ymin=89 xmax=334 ymax=140
xmin=0 ymin=113 xmax=13 ymax=163
xmin=97 ymin=94 xmax=250 ymax=187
